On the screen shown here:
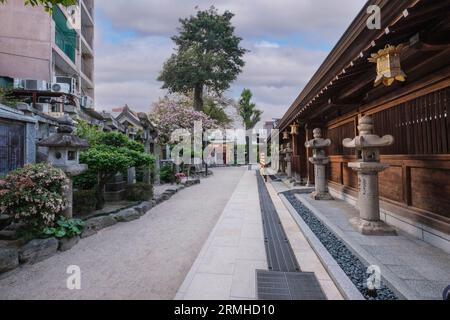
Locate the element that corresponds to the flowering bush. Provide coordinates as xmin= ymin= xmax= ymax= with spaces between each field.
xmin=0 ymin=163 xmax=69 ymax=230
xmin=150 ymin=96 xmax=217 ymax=144
xmin=175 ymin=172 xmax=186 ymax=184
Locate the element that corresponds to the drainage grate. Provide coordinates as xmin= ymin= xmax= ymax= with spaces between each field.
xmin=257 ymin=270 xmax=327 ymax=300
xmin=257 ymin=172 xmax=300 ymax=272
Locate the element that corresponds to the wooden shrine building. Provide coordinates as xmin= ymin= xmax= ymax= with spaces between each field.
xmin=274 ymin=0 xmax=450 ymax=251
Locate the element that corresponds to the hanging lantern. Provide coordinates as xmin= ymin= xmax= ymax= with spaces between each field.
xmin=282 ymin=131 xmax=289 ymax=140
xmin=290 ymin=124 xmax=299 ymax=136
xmin=368 ymin=44 xmax=406 ymax=87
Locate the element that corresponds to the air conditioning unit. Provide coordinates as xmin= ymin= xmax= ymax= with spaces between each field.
xmin=13 ymin=79 xmax=48 ymax=91
xmin=51 ymin=83 xmax=71 ymax=94
xmin=80 ymin=95 xmax=94 ymax=109
xmin=34 ymin=103 xmax=51 ymax=113
xmin=54 ymin=76 xmax=77 ymax=95
xmin=13 ymin=78 xmax=25 ymax=89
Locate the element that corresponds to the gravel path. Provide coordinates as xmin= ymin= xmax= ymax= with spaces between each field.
xmin=0 ymin=167 xmax=246 ymax=300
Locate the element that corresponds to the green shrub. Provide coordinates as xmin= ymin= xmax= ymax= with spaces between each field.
xmin=0 ymin=163 xmax=68 ymax=230
xmin=73 ymin=189 xmax=97 ymax=216
xmin=43 ymin=217 xmax=85 ymax=239
xmin=125 ymin=183 xmax=153 ymax=201
xmin=160 ymin=163 xmax=174 ymax=183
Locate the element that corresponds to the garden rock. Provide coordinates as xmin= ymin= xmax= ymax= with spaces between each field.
xmin=134 ymin=202 xmax=152 ymax=215
xmin=19 ymin=238 xmax=58 ymax=264
xmin=0 ymin=247 xmax=19 ymax=273
xmin=82 ymin=215 xmax=117 ymax=238
xmin=0 ymin=214 xmax=11 ymax=230
xmin=58 ymin=236 xmax=80 ymax=252
xmin=113 ymin=209 xmax=141 ymax=222
xmin=0 ymin=230 xmax=17 ymax=241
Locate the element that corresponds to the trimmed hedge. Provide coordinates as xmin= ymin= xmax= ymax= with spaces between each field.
xmin=125 ymin=183 xmax=154 ymax=201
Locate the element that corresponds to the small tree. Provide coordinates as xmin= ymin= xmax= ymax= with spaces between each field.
xmin=238 ymin=89 xmax=263 ymax=164
xmin=238 ymin=89 xmax=262 ymax=130
xmin=158 ymin=7 xmax=247 ymax=111
xmin=0 ymin=0 xmax=76 ymax=12
xmin=77 ymin=128 xmax=154 ymax=209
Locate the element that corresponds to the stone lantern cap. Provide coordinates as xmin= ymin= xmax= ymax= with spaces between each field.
xmin=343 ymin=116 xmax=394 ymax=150
xmin=37 ymin=125 xmax=89 ymax=149
xmin=305 ymin=128 xmax=331 ymax=149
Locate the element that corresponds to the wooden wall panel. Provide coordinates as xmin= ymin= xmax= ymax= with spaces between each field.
xmin=342 ymin=162 xmax=358 ymax=189
xmin=411 ymin=167 xmax=450 ymax=219
xmin=329 ymin=162 xmax=341 ymax=184
xmin=379 ymin=166 xmax=403 ymax=202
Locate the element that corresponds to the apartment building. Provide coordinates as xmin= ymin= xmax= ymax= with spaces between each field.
xmin=0 ymin=0 xmax=95 ymax=101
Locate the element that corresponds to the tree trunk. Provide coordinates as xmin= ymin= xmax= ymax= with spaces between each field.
xmin=194 ymin=84 xmax=204 ymax=111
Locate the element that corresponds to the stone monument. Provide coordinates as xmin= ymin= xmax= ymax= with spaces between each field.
xmin=38 ymin=118 xmax=89 ymax=218
xmin=305 ymin=128 xmax=333 ymax=200
xmin=343 ymin=116 xmax=396 ymax=235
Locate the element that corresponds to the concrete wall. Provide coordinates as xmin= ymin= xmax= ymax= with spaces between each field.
xmin=0 ymin=0 xmax=52 ymax=81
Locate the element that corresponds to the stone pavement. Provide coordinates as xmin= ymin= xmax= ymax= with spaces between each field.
xmin=176 ymin=169 xmax=267 ymax=300
xmin=0 ymin=167 xmax=245 ymax=300
xmin=176 ymin=169 xmax=344 ymax=300
xmin=296 ymin=194 xmax=450 ymax=300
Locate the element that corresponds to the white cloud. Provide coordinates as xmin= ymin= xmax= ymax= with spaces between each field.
xmin=94 ymin=0 xmax=366 ymax=124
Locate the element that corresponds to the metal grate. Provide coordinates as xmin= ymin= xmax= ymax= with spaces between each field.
xmin=257 ymin=270 xmax=327 ymax=300
xmin=257 ymin=172 xmax=300 ymax=272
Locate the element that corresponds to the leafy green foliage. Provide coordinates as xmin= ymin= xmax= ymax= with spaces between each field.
xmin=239 ymin=89 xmax=263 ymax=130
xmin=73 ymin=189 xmax=97 ymax=216
xmin=125 ymin=183 xmax=153 ymax=202
xmin=75 ymin=123 xmax=155 ymax=209
xmin=43 ymin=217 xmax=84 ymax=239
xmin=203 ymin=95 xmax=233 ymax=127
xmin=0 ymin=0 xmax=77 ymax=12
xmin=160 ymin=163 xmax=175 ymax=184
xmin=0 ymin=87 xmax=23 ymax=108
xmin=158 ymin=6 xmax=246 ymax=111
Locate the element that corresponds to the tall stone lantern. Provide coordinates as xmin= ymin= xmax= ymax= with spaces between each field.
xmin=284 ymin=143 xmax=293 ymax=178
xmin=343 ymin=116 xmax=396 ymax=235
xmin=38 ymin=120 xmax=89 ymax=218
xmin=305 ymin=128 xmax=333 ymax=200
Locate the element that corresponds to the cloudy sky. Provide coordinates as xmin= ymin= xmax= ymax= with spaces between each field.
xmin=94 ymin=0 xmax=367 ymax=123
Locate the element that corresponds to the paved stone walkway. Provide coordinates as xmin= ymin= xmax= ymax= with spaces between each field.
xmin=296 ymin=194 xmax=450 ymax=300
xmin=176 ymin=169 xmax=267 ymax=300
xmin=0 ymin=167 xmax=245 ymax=300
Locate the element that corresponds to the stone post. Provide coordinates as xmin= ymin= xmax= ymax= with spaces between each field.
xmin=285 ymin=143 xmax=293 ymax=178
xmin=154 ymin=143 xmax=161 ymax=185
xmin=127 ymin=167 xmax=136 ymax=185
xmin=343 ymin=116 xmax=397 ymax=236
xmin=305 ymin=128 xmax=333 ymax=200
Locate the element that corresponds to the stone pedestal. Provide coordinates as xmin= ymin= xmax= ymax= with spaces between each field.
xmin=310 ymin=157 xmax=333 ymax=200
xmin=343 ymin=116 xmax=397 ymax=236
xmin=305 ymin=128 xmax=333 ymax=200
xmin=348 ymin=163 xmax=396 ymax=235
xmin=127 ymin=167 xmax=136 ymax=185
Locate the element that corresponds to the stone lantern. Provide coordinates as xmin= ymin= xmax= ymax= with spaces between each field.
xmin=284 ymin=143 xmax=293 ymax=178
xmin=38 ymin=119 xmax=89 ymax=218
xmin=343 ymin=116 xmax=396 ymax=235
xmin=305 ymin=128 xmax=333 ymax=200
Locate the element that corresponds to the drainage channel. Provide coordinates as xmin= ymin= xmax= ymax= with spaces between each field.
xmin=256 ymin=172 xmax=326 ymax=300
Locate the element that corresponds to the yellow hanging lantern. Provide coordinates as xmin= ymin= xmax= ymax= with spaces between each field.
xmin=290 ymin=124 xmax=299 ymax=136
xmin=368 ymin=44 xmax=406 ymax=87
xmin=282 ymin=131 xmax=289 ymax=140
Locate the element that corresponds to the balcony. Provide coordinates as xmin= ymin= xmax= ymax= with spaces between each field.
xmin=53 ymin=6 xmax=77 ymax=63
